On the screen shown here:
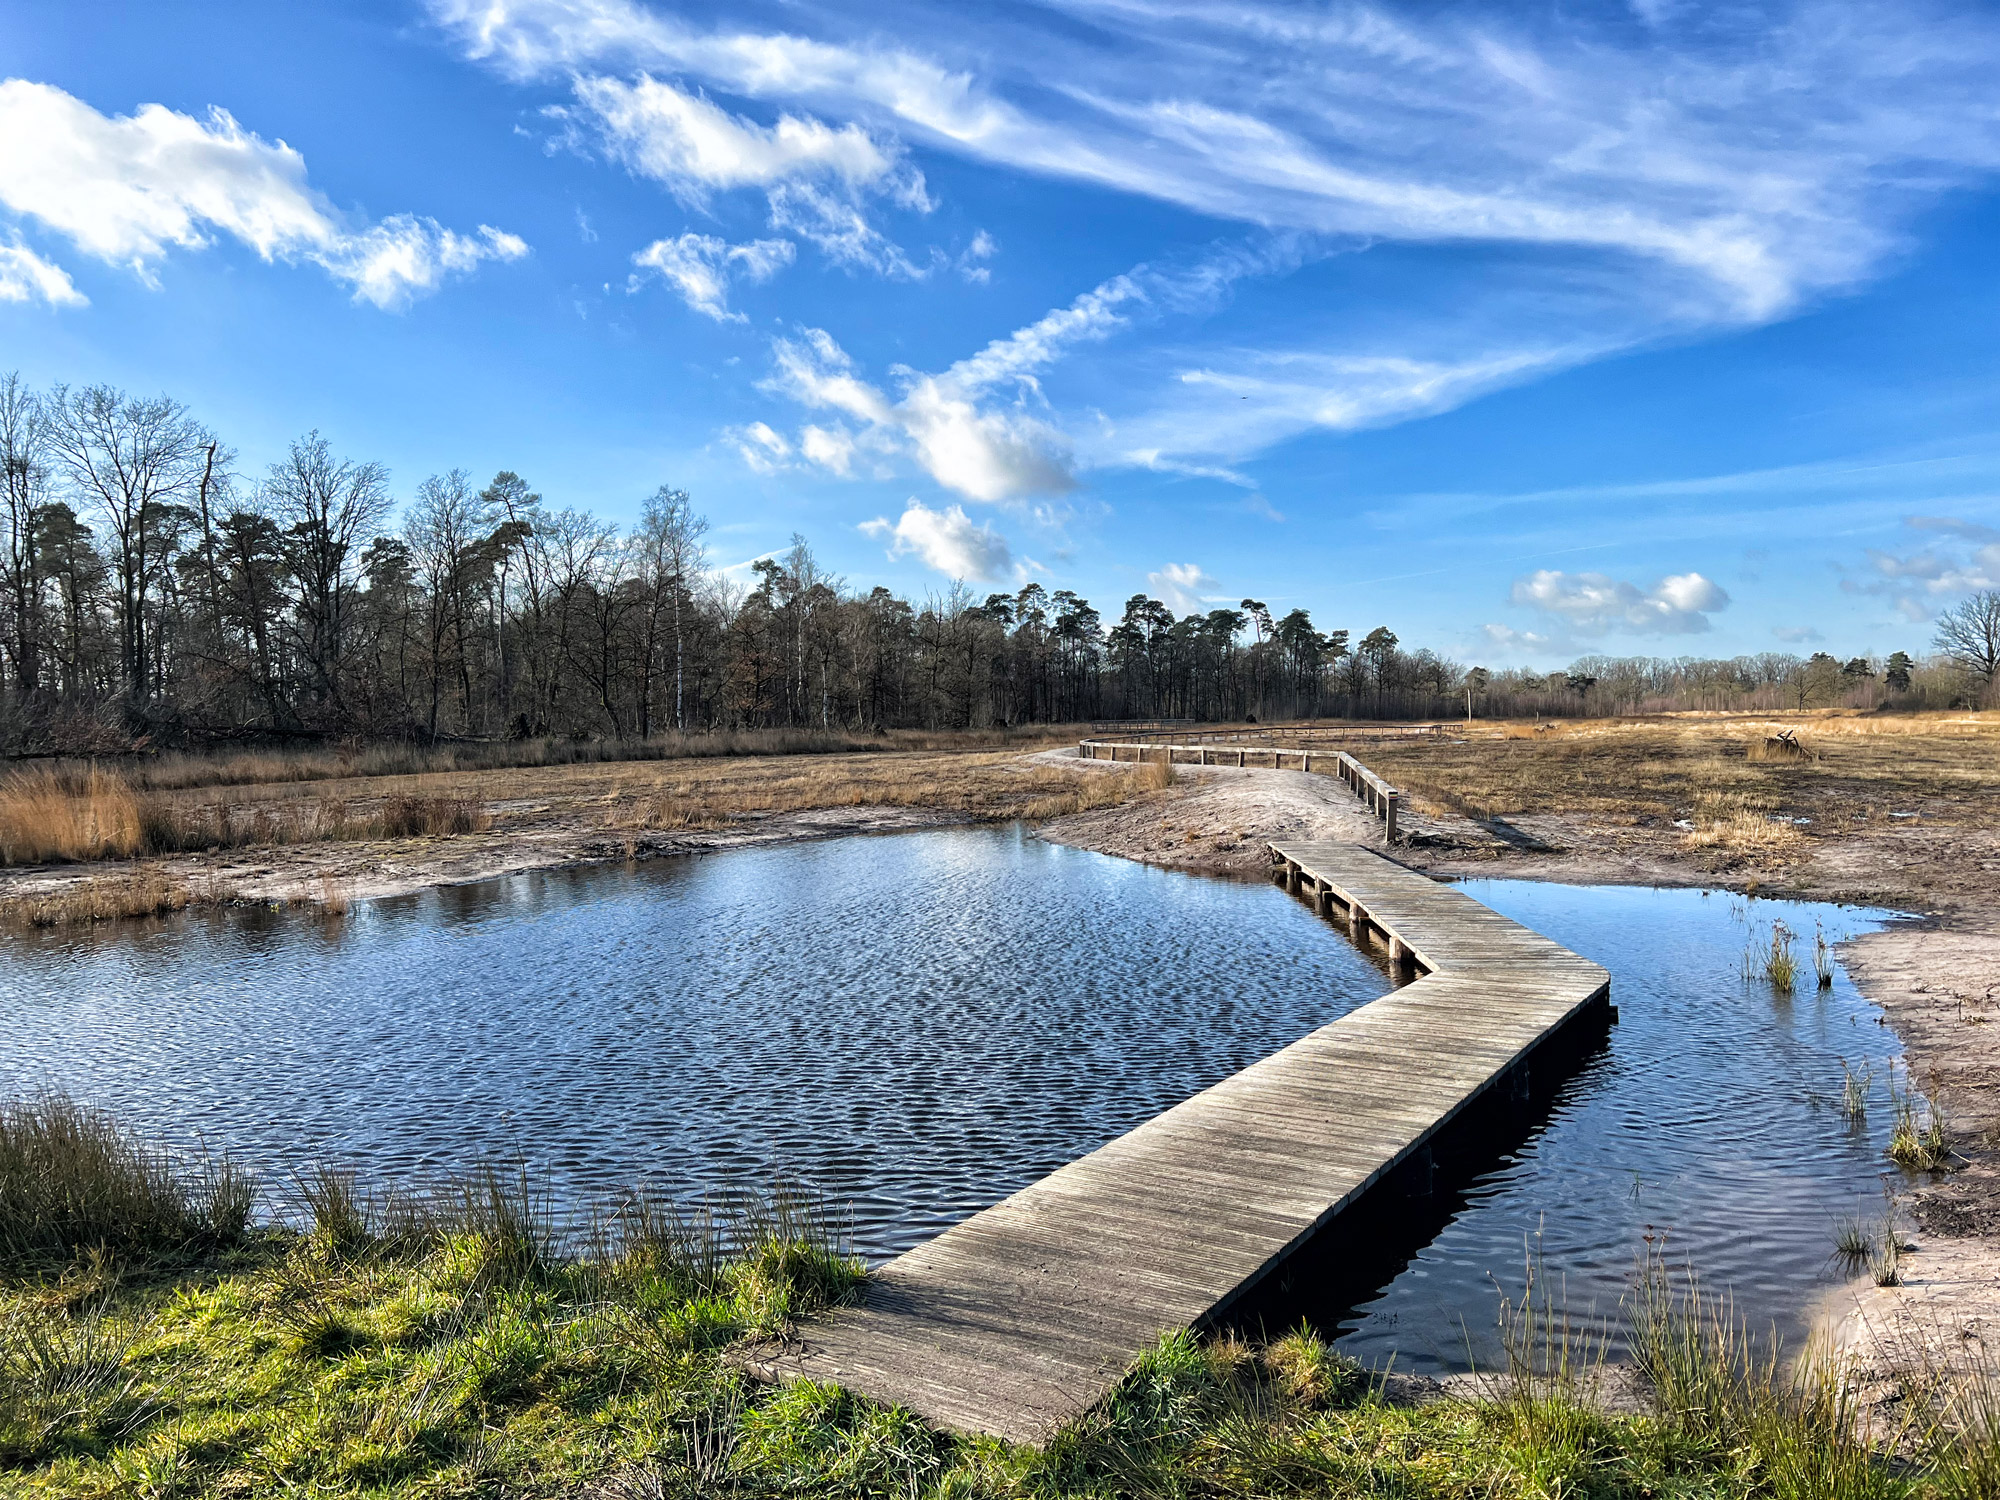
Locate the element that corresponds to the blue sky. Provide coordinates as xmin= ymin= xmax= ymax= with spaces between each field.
xmin=5 ymin=0 xmax=2000 ymax=668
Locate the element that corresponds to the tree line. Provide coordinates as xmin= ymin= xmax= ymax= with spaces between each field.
xmin=1 ymin=375 xmax=1990 ymax=754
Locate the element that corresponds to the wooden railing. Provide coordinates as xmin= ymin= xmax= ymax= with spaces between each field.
xmin=1076 ymin=737 xmax=1402 ymax=842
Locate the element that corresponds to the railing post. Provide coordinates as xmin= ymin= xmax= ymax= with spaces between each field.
xmin=1385 ymin=790 xmax=1399 ymax=844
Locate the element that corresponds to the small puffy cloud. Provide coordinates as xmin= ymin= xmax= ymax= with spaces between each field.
xmin=630 ymin=230 xmax=793 ymax=319
xmin=958 ymin=228 xmax=996 ymax=283
xmin=798 ymin=423 xmax=855 ymax=474
xmin=1148 ymin=562 xmax=1215 ymax=614
xmin=1480 ymin=623 xmax=1560 ymax=654
xmin=0 ymin=236 xmax=84 ymax=306
xmin=0 ymin=79 xmax=526 ymax=309
xmin=725 ymin=420 xmax=792 ymax=473
xmin=329 ymin=218 xmax=527 ymax=310
xmin=572 ymin=74 xmax=897 ymax=197
xmin=1772 ymin=625 xmax=1824 ymax=644
xmin=860 ymin=500 xmax=1013 ymax=580
xmin=1509 ymin=569 xmax=1730 ymax=636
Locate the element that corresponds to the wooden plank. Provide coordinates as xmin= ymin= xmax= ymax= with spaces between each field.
xmin=738 ymin=841 xmax=1611 ymax=1447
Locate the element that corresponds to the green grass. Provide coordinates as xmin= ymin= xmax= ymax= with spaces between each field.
xmin=7 ymin=1101 xmax=2000 ymax=1498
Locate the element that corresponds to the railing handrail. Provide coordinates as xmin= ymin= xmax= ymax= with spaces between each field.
xmin=1075 ymin=737 xmax=1402 ymax=842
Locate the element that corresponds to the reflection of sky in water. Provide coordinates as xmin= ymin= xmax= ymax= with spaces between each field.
xmin=0 ymin=834 xmax=1905 ymax=1371
xmin=1338 ymin=881 xmax=1906 ymax=1371
xmin=0 ymin=827 xmax=1384 ymax=1249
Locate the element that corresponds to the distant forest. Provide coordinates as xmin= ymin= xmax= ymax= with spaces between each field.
xmin=0 ymin=376 xmax=1985 ymax=753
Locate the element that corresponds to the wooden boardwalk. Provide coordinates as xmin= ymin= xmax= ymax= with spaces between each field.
xmin=742 ymin=843 xmax=1610 ymax=1444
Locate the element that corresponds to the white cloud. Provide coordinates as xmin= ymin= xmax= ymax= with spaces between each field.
xmin=751 ymin=284 xmax=1136 ymax=500
xmin=860 ymin=500 xmax=1013 ymax=579
xmin=725 ymin=420 xmax=792 ymax=473
xmin=1480 ymin=622 xmax=1560 ymax=654
xmin=0 ymin=236 xmax=84 ymax=307
xmin=1844 ymin=514 xmax=2000 ymax=618
xmin=1148 ymin=562 xmax=1216 ymax=614
xmin=0 ymin=79 xmax=525 ymax=308
xmin=1773 ymin=626 xmax=1825 ymax=644
xmin=1509 ymin=568 xmax=1730 ymax=635
xmin=430 ymin=0 xmax=2000 ymax=321
xmin=571 ymin=73 xmax=898 ymax=197
xmin=630 ymin=230 xmax=792 ymax=319
xmin=565 ymin=72 xmax=926 ymax=276
xmin=958 ymin=228 xmax=996 ymax=283
xmin=798 ymin=423 xmax=855 ymax=474
xmin=434 ymin=0 xmax=2000 ymax=466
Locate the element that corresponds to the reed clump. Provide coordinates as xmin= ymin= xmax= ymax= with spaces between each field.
xmin=1744 ymin=919 xmax=1800 ymax=991
xmin=0 ymin=1094 xmax=252 ymax=1265
xmin=1685 ymin=808 xmax=1809 ymax=857
xmin=378 ymin=793 xmax=491 ymax=838
xmin=1840 ymin=1059 xmax=1872 ymax=1123
xmin=0 ymin=766 xmax=147 ymax=864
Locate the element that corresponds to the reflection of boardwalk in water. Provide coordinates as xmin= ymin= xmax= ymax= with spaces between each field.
xmin=741 ymin=843 xmax=1611 ymax=1444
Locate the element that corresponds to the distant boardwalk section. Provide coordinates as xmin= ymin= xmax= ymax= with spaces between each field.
xmin=742 ymin=843 xmax=1611 ymax=1444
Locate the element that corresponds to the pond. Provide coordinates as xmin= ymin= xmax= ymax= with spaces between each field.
xmin=0 ymin=828 xmax=1908 ymax=1372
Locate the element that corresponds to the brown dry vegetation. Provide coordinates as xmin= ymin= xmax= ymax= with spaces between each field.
xmin=0 ymin=764 xmax=497 ymax=865
xmin=1364 ymin=711 xmax=2000 ymax=871
xmin=0 ymin=867 xmax=227 ymax=927
xmin=97 ymin=724 xmax=1081 ymax=794
xmin=600 ymin=751 xmax=1171 ymax=833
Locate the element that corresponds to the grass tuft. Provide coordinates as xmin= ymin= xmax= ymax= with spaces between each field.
xmin=1744 ymin=919 xmax=1800 ymax=991
xmin=0 ymin=1093 xmax=252 ymax=1266
xmin=1888 ymin=1072 xmax=1957 ymax=1171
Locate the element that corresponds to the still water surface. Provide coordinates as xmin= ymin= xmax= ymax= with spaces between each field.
xmin=0 ymin=828 xmax=1907 ymax=1369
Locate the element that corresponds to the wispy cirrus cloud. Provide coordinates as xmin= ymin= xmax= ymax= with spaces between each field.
xmin=630 ymin=230 xmax=791 ymax=319
xmin=0 ymin=79 xmax=527 ymax=309
xmin=431 ymin=0 xmax=2000 ymax=465
xmin=752 ymin=275 xmax=1139 ymax=501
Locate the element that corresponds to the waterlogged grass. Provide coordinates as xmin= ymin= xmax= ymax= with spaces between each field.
xmin=7 ymin=1098 xmax=2000 ymax=1497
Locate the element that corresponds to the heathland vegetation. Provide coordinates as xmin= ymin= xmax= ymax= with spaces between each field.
xmin=5 ymin=1093 xmax=2000 ymax=1499
xmin=2 ymin=375 xmax=1993 ymax=756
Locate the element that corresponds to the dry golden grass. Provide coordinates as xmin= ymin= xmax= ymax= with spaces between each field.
xmin=1367 ymin=713 xmax=2000 ymax=837
xmin=0 ymin=766 xmax=502 ymax=868
xmin=0 ymin=766 xmax=151 ymax=863
xmin=1678 ymin=810 xmax=1808 ymax=857
xmin=602 ymin=751 xmax=1171 ymax=832
xmin=98 ymin=724 xmax=1085 ymax=794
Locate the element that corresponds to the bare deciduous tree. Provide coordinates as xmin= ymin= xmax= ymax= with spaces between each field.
xmin=45 ymin=385 xmax=209 ymax=708
xmin=1934 ymin=590 xmax=2000 ymax=686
